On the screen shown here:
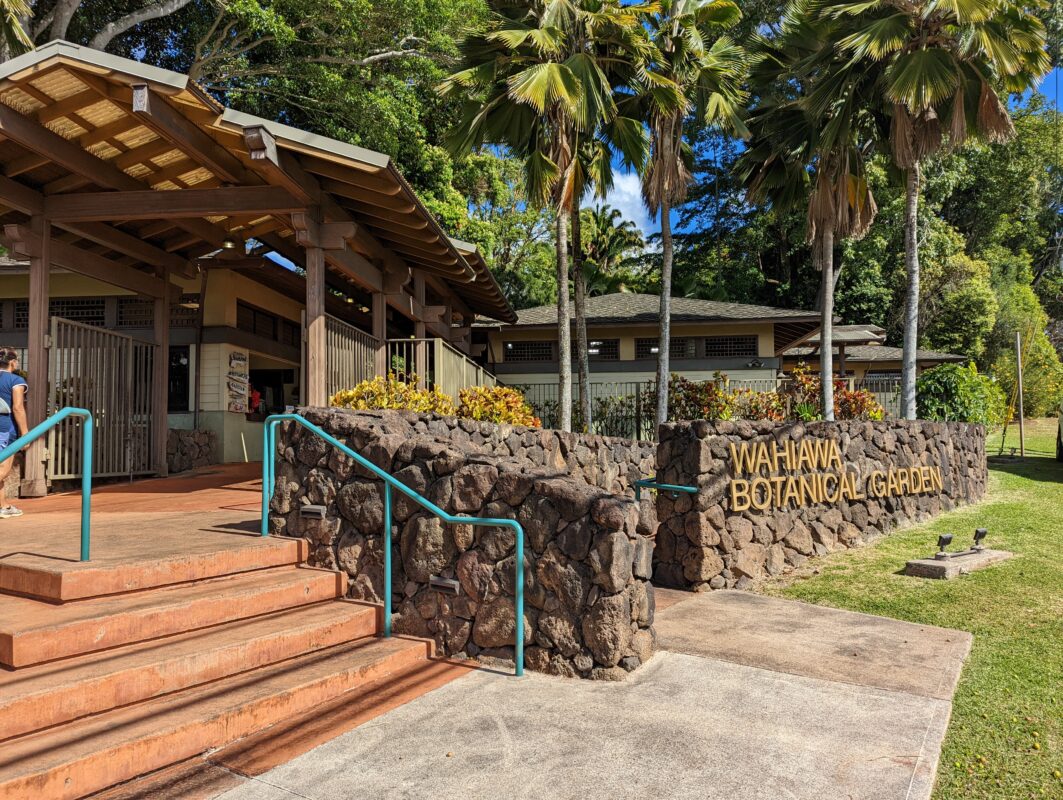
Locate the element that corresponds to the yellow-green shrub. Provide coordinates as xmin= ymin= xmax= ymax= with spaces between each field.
xmin=458 ymin=385 xmax=541 ymax=427
xmin=329 ymin=373 xmax=455 ymax=415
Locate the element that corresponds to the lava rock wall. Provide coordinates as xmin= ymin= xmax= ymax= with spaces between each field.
xmin=653 ymin=419 xmax=987 ymax=591
xmin=270 ymin=408 xmax=656 ymax=680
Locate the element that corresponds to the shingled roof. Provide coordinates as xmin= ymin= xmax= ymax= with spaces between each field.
xmin=786 ymin=344 xmax=965 ymax=363
xmin=499 ymin=293 xmax=819 ymax=327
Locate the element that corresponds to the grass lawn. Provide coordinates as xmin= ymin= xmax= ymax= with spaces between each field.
xmin=760 ymin=418 xmax=1063 ymax=799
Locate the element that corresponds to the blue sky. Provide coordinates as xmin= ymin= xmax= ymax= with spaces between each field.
xmin=603 ymin=66 xmax=1063 ymax=240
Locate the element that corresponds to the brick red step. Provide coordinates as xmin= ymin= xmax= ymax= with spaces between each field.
xmin=0 ymin=601 xmax=378 ymax=741
xmin=0 ymin=566 xmax=347 ymax=667
xmin=0 ymin=636 xmax=430 ymax=800
xmin=0 ymin=530 xmax=308 ymax=602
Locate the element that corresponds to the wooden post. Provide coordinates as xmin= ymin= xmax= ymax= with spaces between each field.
xmin=413 ymin=273 xmax=427 ymax=388
xmin=153 ymin=271 xmax=170 ymax=477
xmin=1015 ymin=331 xmax=1025 ymax=458
xmin=305 ymin=245 xmax=327 ymax=406
xmin=373 ymin=291 xmax=387 ymax=377
xmin=22 ymin=216 xmax=49 ymax=497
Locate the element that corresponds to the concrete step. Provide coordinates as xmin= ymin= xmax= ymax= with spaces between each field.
xmin=0 ymin=566 xmax=347 ymax=668
xmin=0 ymin=636 xmax=431 ymax=800
xmin=0 ymin=531 xmax=308 ymax=602
xmin=0 ymin=601 xmax=379 ymax=741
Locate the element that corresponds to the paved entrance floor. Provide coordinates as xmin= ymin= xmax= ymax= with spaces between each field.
xmin=210 ymin=590 xmax=971 ymax=800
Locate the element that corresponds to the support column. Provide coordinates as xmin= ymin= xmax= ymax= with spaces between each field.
xmin=373 ymin=291 xmax=387 ymax=377
xmin=305 ymin=245 xmax=327 ymax=406
xmin=153 ymin=271 xmax=170 ymax=477
xmin=413 ymin=274 xmax=427 ymax=388
xmin=22 ymin=216 xmax=49 ymax=497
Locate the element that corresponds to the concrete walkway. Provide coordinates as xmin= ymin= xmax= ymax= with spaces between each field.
xmin=211 ymin=590 xmax=971 ymax=800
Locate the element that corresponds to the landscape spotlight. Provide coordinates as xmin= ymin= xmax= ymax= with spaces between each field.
xmin=935 ymin=533 xmax=954 ymax=560
xmin=973 ymin=528 xmax=988 ymax=552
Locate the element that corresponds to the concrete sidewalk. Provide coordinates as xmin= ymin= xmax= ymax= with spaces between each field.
xmin=211 ymin=590 xmax=971 ymax=800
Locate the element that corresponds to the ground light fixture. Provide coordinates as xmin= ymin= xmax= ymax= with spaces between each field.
xmin=935 ymin=533 xmax=954 ymax=560
xmin=973 ymin=528 xmax=988 ymax=551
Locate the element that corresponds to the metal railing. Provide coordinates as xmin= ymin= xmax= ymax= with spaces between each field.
xmin=261 ymin=413 xmax=526 ymax=676
xmin=0 ymin=407 xmax=94 ymax=561
xmin=633 ymin=477 xmax=699 ymax=501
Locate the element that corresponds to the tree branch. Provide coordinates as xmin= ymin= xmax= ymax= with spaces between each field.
xmin=89 ymin=0 xmax=195 ymax=51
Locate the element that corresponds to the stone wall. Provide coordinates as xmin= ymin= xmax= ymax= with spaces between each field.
xmin=270 ymin=408 xmax=658 ymax=679
xmin=653 ymin=419 xmax=987 ymax=591
xmin=166 ymin=428 xmax=218 ymax=474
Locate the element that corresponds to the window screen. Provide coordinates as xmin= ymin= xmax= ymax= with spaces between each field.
xmin=704 ymin=335 xmax=758 ymax=358
xmin=505 ymin=340 xmax=555 ymax=362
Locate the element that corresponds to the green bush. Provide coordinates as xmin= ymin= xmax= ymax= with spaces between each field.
xmin=916 ymin=363 xmax=1006 ymax=425
xmin=457 ymin=385 xmax=540 ymax=427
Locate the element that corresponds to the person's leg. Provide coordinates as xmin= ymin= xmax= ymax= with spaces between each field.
xmin=0 ymin=430 xmax=19 ymax=516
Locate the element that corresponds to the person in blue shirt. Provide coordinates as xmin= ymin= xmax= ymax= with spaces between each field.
xmin=0 ymin=348 xmax=29 ymax=519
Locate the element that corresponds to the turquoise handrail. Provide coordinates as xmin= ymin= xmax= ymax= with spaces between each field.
xmin=0 ymin=407 xmax=94 ymax=561
xmin=261 ymin=413 xmax=526 ymax=677
xmin=634 ymin=476 xmax=698 ymax=501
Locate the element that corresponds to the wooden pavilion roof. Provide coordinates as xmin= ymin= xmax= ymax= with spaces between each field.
xmin=0 ymin=40 xmax=516 ymax=323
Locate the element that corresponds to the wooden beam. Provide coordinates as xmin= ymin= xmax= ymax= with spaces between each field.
xmin=305 ymin=245 xmax=327 ymax=406
xmin=132 ymin=85 xmax=250 ymax=184
xmin=153 ymin=271 xmax=170 ymax=476
xmin=64 ymin=221 xmax=190 ymax=276
xmin=373 ymin=291 xmax=387 ymax=376
xmin=0 ymin=102 xmax=230 ymax=251
xmin=23 ymin=216 xmax=49 ymax=497
xmin=243 ymin=126 xmax=399 ymax=285
xmin=38 ymin=89 xmax=101 ymax=124
xmin=45 ymin=186 xmax=304 ymax=222
xmin=5 ymin=223 xmax=174 ymax=298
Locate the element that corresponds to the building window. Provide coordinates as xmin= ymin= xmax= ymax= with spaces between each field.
xmin=168 ymin=345 xmax=191 ymax=413
xmin=636 ymin=337 xmax=695 ymax=359
xmin=704 ymin=335 xmax=758 ymax=358
xmin=117 ymin=297 xmax=154 ymax=328
xmin=505 ymin=340 xmax=555 ymax=362
xmin=236 ymin=301 xmax=297 ymax=345
xmin=587 ymin=339 xmax=620 ymax=360
xmin=171 ymin=295 xmax=200 ymax=328
xmin=14 ymin=298 xmax=107 ymax=329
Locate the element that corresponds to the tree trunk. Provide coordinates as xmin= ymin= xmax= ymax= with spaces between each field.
xmin=819 ymin=229 xmax=835 ymax=421
xmin=556 ymin=212 xmax=572 ymax=432
xmin=572 ymin=206 xmax=592 ymax=432
xmin=900 ymin=164 xmax=921 ymax=420
xmin=656 ymin=198 xmax=673 ymax=427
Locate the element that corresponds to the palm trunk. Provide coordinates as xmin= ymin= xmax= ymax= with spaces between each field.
xmin=572 ymin=206 xmax=591 ymax=432
xmin=556 ymin=212 xmax=572 ymax=432
xmin=900 ymin=164 xmax=920 ymax=420
xmin=819 ymin=229 xmax=835 ymax=421
xmin=656 ymin=198 xmax=673 ymax=427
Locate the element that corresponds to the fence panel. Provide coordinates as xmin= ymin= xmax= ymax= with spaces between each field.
xmin=325 ymin=315 xmax=379 ymax=398
xmin=48 ymin=317 xmax=156 ymax=480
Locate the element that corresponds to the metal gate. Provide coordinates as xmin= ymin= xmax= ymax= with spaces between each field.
xmin=48 ymin=317 xmax=157 ymax=480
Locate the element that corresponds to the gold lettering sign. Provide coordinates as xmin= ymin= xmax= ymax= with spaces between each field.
xmin=726 ymin=439 xmax=944 ymax=510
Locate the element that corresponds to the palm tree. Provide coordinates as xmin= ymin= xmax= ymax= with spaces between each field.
xmin=444 ymin=0 xmax=650 ymax=432
xmin=739 ymin=1 xmax=881 ymax=419
xmin=635 ymin=0 xmax=748 ymax=426
xmin=0 ymin=0 xmax=32 ymax=60
xmin=581 ymin=204 xmax=645 ymax=294
xmin=817 ymin=0 xmax=1050 ymax=418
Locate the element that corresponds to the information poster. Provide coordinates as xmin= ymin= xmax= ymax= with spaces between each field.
xmin=227 ymin=350 xmax=249 ymax=413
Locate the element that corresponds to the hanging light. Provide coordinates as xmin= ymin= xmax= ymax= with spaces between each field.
xmin=221 ymin=236 xmax=239 ymax=250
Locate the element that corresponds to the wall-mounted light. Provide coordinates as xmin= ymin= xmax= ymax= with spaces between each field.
xmin=650 ymin=346 xmax=660 ymax=354
xmin=746 ymin=359 xmax=764 ymax=369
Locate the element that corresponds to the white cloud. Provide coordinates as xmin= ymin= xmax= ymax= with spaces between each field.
xmin=588 ymin=170 xmax=659 ymax=238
